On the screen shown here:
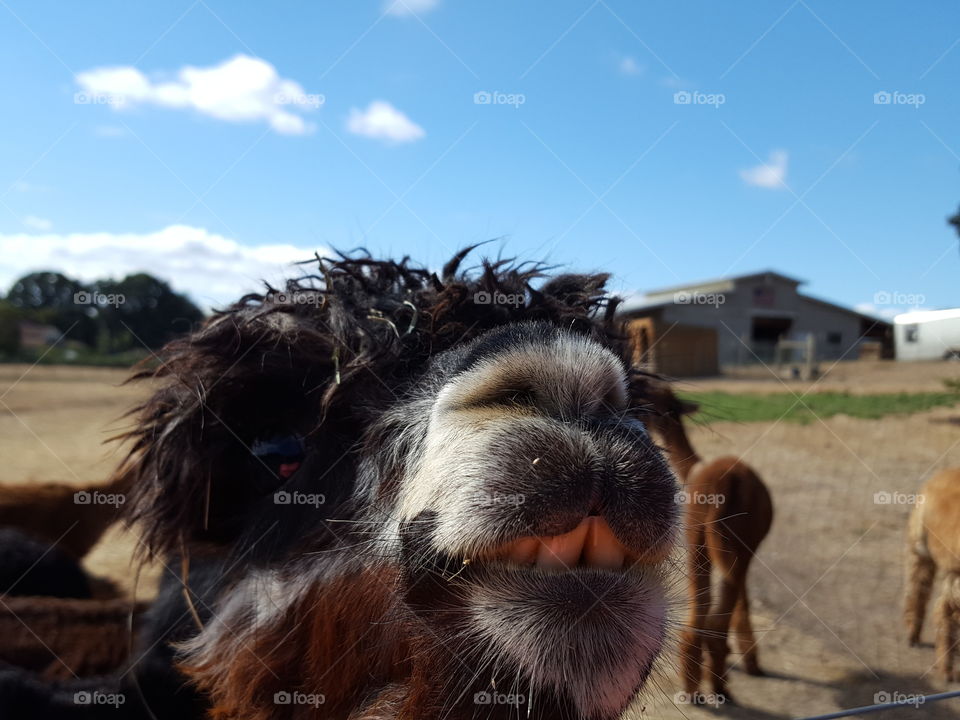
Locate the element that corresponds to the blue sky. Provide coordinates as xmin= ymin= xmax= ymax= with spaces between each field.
xmin=1 ymin=0 xmax=958 ymax=315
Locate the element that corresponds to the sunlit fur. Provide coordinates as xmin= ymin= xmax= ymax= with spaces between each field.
xmin=629 ymin=374 xmax=773 ymax=704
xmin=904 ymin=468 xmax=960 ymax=681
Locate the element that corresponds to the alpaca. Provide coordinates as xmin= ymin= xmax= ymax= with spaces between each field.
xmin=0 ymin=528 xmax=138 ymax=681
xmin=903 ymin=467 xmax=960 ymax=681
xmin=629 ymin=374 xmax=773 ymax=703
xmin=0 ymin=550 xmax=234 ymax=718
xmin=103 ymin=251 xmax=682 ymax=720
xmin=0 ymin=251 xmax=684 ymax=719
xmin=0 ymin=595 xmax=145 ymax=680
xmin=0 ymin=476 xmax=128 ymax=560
xmin=0 ymin=529 xmax=94 ymax=599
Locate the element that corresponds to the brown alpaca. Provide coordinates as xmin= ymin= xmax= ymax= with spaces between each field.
xmin=0 ymin=596 xmax=145 ymax=679
xmin=0 ymin=476 xmax=128 ymax=560
xmin=904 ymin=468 xmax=960 ymax=681
xmin=631 ymin=374 xmax=773 ymax=703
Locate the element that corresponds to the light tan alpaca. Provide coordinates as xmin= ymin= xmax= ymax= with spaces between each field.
xmin=632 ymin=374 xmax=773 ymax=703
xmin=904 ymin=468 xmax=960 ymax=681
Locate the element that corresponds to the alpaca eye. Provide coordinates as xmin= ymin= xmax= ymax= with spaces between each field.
xmin=252 ymin=435 xmax=306 ymax=479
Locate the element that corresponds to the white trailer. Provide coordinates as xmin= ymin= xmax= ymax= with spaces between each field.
xmin=894 ymin=308 xmax=960 ymax=361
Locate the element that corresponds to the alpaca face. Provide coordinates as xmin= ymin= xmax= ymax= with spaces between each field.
xmin=365 ymin=322 xmax=680 ymax=719
xmin=120 ymin=255 xmax=685 ymax=720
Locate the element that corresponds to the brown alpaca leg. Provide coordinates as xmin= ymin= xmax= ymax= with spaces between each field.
xmin=680 ymin=541 xmax=711 ymax=698
xmin=903 ymin=548 xmax=936 ymax=647
xmin=935 ymin=574 xmax=960 ymax=682
xmin=732 ymin=583 xmax=764 ymax=676
xmin=704 ymin=575 xmax=741 ymax=702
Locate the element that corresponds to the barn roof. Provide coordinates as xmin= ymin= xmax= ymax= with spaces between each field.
xmin=616 ymin=269 xmax=891 ymax=328
xmin=617 ymin=269 xmax=802 ymax=316
xmin=641 ymin=269 xmax=804 ymax=298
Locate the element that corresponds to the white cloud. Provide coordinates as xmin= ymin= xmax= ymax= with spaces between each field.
xmin=0 ymin=225 xmax=329 ymax=310
xmin=75 ymin=55 xmax=324 ymax=135
xmin=347 ymin=101 xmax=425 ymax=144
xmin=619 ymin=57 xmax=644 ymax=76
xmin=740 ymin=150 xmax=788 ymax=189
xmin=21 ymin=216 xmax=52 ymax=231
xmin=384 ymin=0 xmax=440 ymax=15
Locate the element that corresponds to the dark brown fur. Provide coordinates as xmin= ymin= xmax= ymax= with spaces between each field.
xmin=184 ymin=569 xmax=410 ymax=719
xmin=0 ymin=596 xmax=145 ymax=680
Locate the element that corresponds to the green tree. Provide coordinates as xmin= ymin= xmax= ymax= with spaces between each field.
xmin=6 ymin=271 xmax=87 ymax=309
xmin=96 ymin=273 xmax=203 ymax=351
xmin=0 ymin=302 xmax=22 ymax=357
xmin=5 ymin=271 xmax=97 ymax=346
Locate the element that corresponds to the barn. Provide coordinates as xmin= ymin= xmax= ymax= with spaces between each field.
xmin=618 ymin=270 xmax=892 ymax=377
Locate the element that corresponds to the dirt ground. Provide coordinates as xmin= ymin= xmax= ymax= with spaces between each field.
xmin=2 ymin=360 xmax=960 ymax=719
xmin=0 ymin=363 xmax=160 ymax=596
xmin=638 ymin=360 xmax=960 ymax=720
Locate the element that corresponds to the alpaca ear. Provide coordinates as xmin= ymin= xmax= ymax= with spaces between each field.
xmin=679 ymin=399 xmax=700 ymax=416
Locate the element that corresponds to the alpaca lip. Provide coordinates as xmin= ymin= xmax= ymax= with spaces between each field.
xmin=477 ymin=516 xmax=645 ymax=571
